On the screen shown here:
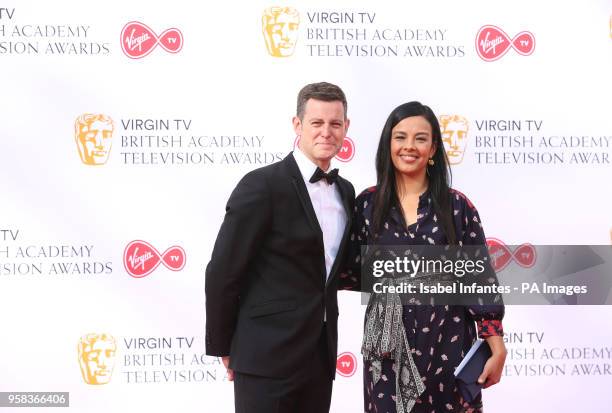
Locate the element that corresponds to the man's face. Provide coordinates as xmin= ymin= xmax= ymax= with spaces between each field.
xmin=77 ymin=119 xmax=113 ymax=165
xmin=293 ymin=99 xmax=349 ymax=167
xmin=440 ymin=116 xmax=469 ymax=165
xmin=79 ymin=337 xmax=116 ymax=385
xmin=263 ymin=9 xmax=299 ymax=57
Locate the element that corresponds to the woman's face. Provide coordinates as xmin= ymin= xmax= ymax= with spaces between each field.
xmin=390 ymin=115 xmax=436 ymax=178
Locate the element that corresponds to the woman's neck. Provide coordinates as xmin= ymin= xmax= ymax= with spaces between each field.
xmin=395 ymin=171 xmax=428 ymax=198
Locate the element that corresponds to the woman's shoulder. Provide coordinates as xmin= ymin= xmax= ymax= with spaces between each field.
xmin=356 ymin=185 xmax=377 ymax=200
xmin=448 ymin=188 xmax=483 ymax=228
xmin=354 ymin=186 xmax=377 ymax=213
xmin=449 ymin=188 xmax=477 ymax=211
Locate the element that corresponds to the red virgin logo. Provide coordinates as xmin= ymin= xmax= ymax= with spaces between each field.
xmin=475 ymin=25 xmax=535 ymax=61
xmin=121 ymin=21 xmax=183 ymax=59
xmin=336 ymin=137 xmax=355 ymax=162
xmin=336 ymin=352 xmax=357 ymax=377
xmin=123 ymin=240 xmax=186 ymax=278
xmin=486 ymin=238 xmax=536 ymax=272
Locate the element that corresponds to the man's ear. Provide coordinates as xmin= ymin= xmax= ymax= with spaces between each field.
xmin=344 ymin=117 xmax=350 ymax=133
xmin=292 ymin=116 xmax=302 ymax=136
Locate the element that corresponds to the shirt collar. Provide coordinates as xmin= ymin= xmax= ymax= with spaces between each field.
xmin=293 ymin=146 xmax=335 ymax=184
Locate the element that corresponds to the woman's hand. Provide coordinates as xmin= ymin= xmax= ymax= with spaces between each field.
xmin=477 ymin=336 xmax=507 ymax=388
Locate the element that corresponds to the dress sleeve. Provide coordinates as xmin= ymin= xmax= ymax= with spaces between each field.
xmin=456 ymin=192 xmax=505 ymax=339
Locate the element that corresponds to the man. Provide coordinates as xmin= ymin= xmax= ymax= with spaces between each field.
xmin=205 ymin=82 xmax=355 ymax=413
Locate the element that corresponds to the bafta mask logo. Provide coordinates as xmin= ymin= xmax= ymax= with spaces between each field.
xmin=78 ymin=333 xmax=117 ymax=385
xmin=439 ymin=115 xmax=469 ymax=165
xmin=262 ymin=6 xmax=300 ymax=57
xmin=75 ymin=114 xmax=114 ymax=165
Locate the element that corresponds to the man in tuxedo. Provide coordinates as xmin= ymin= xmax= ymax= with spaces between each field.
xmin=205 ymin=82 xmax=355 ymax=413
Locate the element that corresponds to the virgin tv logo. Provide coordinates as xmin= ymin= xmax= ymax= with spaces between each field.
xmin=475 ymin=25 xmax=535 ymax=61
xmin=486 ymin=238 xmax=536 ymax=272
xmin=336 ymin=352 xmax=357 ymax=377
xmin=123 ymin=240 xmax=186 ymax=278
xmin=121 ymin=21 xmax=183 ymax=59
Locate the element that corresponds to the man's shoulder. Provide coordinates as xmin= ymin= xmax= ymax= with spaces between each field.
xmin=243 ymin=156 xmax=288 ymax=179
xmin=236 ymin=154 xmax=292 ymax=186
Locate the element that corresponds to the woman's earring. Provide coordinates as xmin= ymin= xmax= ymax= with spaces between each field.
xmin=428 ymin=158 xmax=435 ymax=166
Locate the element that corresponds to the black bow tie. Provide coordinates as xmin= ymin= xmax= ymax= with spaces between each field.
xmin=309 ymin=167 xmax=339 ymax=185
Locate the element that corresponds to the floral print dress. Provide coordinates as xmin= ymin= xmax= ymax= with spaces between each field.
xmin=342 ymin=187 xmax=504 ymax=413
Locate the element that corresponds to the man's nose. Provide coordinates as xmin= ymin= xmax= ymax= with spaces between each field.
xmin=320 ymin=124 xmax=332 ymax=138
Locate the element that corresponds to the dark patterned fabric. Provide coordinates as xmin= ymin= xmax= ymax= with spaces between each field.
xmin=346 ymin=187 xmax=504 ymax=413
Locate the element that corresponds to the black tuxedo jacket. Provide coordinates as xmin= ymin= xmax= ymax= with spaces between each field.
xmin=205 ymin=152 xmax=355 ymax=379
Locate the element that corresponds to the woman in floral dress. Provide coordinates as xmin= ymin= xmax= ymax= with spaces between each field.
xmin=342 ymin=102 xmax=507 ymax=413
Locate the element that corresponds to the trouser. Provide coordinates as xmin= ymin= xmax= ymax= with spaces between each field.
xmin=234 ymin=325 xmax=333 ymax=413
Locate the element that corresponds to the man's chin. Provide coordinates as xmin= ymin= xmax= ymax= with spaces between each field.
xmin=314 ymin=152 xmax=336 ymax=163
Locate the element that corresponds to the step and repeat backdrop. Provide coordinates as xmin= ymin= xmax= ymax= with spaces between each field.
xmin=1 ymin=0 xmax=611 ymax=411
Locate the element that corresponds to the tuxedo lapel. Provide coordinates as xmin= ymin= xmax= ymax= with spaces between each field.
xmin=285 ymin=153 xmax=324 ymax=244
xmin=336 ymin=177 xmax=352 ymax=219
xmin=326 ymin=177 xmax=353 ymax=287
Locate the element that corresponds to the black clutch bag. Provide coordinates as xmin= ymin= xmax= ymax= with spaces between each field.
xmin=454 ymin=339 xmax=491 ymax=403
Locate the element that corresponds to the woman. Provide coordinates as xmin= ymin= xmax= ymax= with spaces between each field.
xmin=342 ymin=102 xmax=506 ymax=413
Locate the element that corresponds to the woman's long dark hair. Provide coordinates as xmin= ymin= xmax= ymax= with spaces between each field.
xmin=373 ymin=101 xmax=457 ymax=245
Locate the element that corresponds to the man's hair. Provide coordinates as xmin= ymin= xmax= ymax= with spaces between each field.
xmin=296 ymin=82 xmax=347 ymax=120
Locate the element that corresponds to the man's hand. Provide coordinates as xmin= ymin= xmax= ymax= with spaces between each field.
xmin=222 ymin=356 xmax=234 ymax=381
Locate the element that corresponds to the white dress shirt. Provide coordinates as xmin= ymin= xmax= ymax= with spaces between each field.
xmin=293 ymin=147 xmax=347 ymax=280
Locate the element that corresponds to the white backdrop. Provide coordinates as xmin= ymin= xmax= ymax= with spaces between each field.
xmin=1 ymin=0 xmax=611 ymax=411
